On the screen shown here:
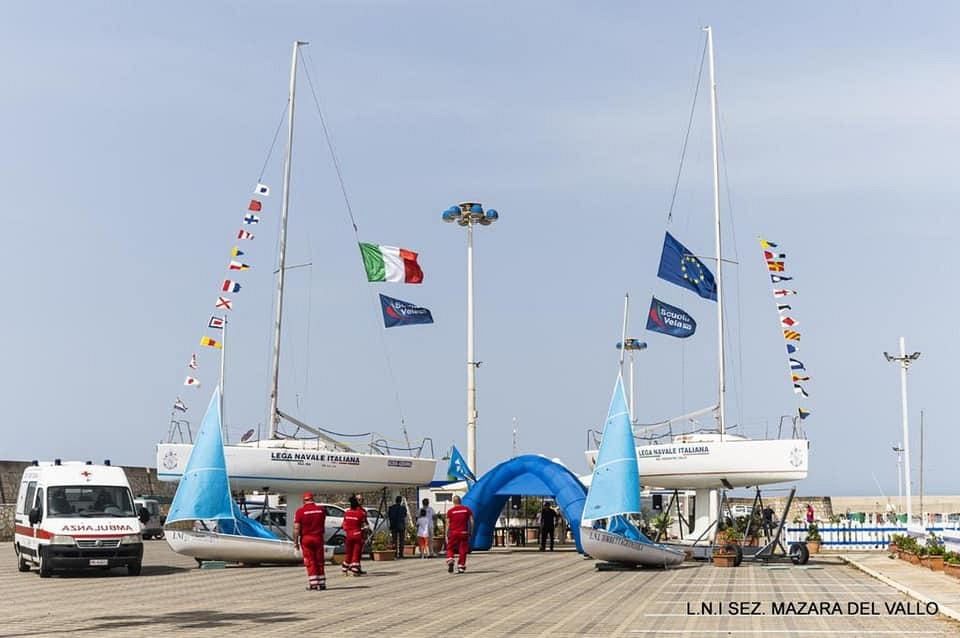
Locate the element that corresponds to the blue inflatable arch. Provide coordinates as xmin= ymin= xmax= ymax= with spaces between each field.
xmin=462 ymin=454 xmax=588 ymax=553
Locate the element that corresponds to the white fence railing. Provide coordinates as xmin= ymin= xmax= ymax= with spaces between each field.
xmin=782 ymin=522 xmax=960 ymax=551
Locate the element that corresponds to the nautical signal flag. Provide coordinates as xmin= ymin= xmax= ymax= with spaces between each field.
xmin=764 ymin=251 xmax=787 ymax=261
xmin=215 ymin=296 xmax=233 ymax=310
xmin=200 ymin=336 xmax=222 ymax=349
xmin=228 ymin=260 xmax=250 ymax=271
xmin=184 ymin=376 xmax=201 ymax=387
xmin=188 ymin=353 xmax=198 ymax=370
xmin=767 ymin=261 xmax=785 ymax=272
xmin=243 ymin=214 xmax=260 ymax=225
xmin=780 ymin=316 xmax=799 ymax=328
xmin=221 ymin=280 xmax=241 ymax=293
xmin=379 ymin=294 xmax=434 ymax=327
xmin=789 ymin=358 xmax=805 ymax=371
xmin=360 ymin=243 xmax=424 ymax=284
xmin=255 ymin=183 xmax=270 ymax=196
xmin=792 ymin=374 xmax=810 ymax=382
xmin=656 ymin=231 xmax=717 ymax=301
xmin=237 ymin=230 xmax=254 ymax=240
xmin=783 ymin=330 xmax=801 ymax=341
xmin=798 ymin=408 xmax=811 ymax=420
xmin=793 ymin=383 xmax=809 ymax=398
xmin=777 ymin=304 xmax=792 ymax=313
xmin=173 ymin=398 xmax=188 ymax=412
xmin=786 ymin=344 xmax=798 ymax=355
xmin=208 ymin=316 xmax=225 ymax=330
xmin=248 ymin=199 xmax=262 ymax=212
xmin=759 ymin=238 xmax=778 ymax=249
xmin=230 ymin=247 xmax=244 ymax=257
xmin=771 ymin=274 xmax=793 ymax=283
xmin=774 ymin=289 xmax=797 ymax=297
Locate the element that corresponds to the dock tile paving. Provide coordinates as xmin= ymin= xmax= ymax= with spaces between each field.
xmin=2 ymin=543 xmax=958 ymax=637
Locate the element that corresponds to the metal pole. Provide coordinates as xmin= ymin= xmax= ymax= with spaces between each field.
xmin=268 ymin=40 xmax=304 ymax=439
xmin=899 ymin=337 xmax=913 ymax=523
xmin=895 ymin=444 xmax=903 ymax=511
xmin=466 ymin=219 xmax=477 ymax=474
xmin=705 ymin=26 xmax=726 ymax=435
xmin=920 ymin=409 xmax=924 ymax=526
xmin=220 ymin=315 xmax=228 ymax=444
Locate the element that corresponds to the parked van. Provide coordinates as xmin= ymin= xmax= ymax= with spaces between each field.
xmin=134 ymin=498 xmax=164 ymax=540
xmin=14 ymin=460 xmax=149 ymax=577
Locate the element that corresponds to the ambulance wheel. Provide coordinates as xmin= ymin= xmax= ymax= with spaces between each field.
xmin=17 ymin=547 xmax=31 ymax=572
xmin=38 ymin=548 xmax=52 ymax=578
xmin=127 ymin=561 xmax=142 ymax=576
xmin=789 ymin=542 xmax=809 ymax=565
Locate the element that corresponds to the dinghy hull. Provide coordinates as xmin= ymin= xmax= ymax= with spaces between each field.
xmin=581 ymin=527 xmax=685 ymax=567
xmin=165 ymin=528 xmax=334 ymax=564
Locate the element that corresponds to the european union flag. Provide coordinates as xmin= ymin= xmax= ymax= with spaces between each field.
xmin=656 ymin=232 xmax=717 ymax=301
xmin=447 ymin=445 xmax=476 ymax=483
xmin=379 ymin=294 xmax=434 ymax=328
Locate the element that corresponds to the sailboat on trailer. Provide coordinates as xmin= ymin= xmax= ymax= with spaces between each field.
xmin=157 ymin=42 xmax=436 ymax=502
xmin=581 ymin=375 xmax=685 ymax=566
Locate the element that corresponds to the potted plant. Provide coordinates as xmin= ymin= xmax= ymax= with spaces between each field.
xmin=370 ymin=531 xmax=395 ymax=561
xmin=712 ymin=527 xmax=741 ymax=568
xmin=651 ymin=512 xmax=674 ymax=542
xmin=923 ymin=543 xmax=945 ymax=571
xmin=805 ymin=523 xmax=822 ymax=554
xmin=944 ymin=552 xmax=960 ymax=579
xmin=888 ymin=533 xmax=906 ymax=556
xmin=403 ymin=527 xmax=418 ymax=557
xmin=899 ymin=536 xmax=920 ymax=564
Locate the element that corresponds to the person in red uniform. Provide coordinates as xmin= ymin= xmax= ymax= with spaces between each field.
xmin=293 ymin=492 xmax=327 ymax=591
xmin=341 ymin=495 xmax=369 ymax=576
xmin=445 ymin=495 xmax=473 ymax=574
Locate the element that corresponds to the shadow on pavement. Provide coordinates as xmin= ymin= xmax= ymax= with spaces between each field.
xmin=77 ymin=610 xmax=307 ymax=632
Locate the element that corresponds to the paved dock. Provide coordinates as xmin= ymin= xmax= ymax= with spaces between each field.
xmin=3 ymin=543 xmax=958 ymax=636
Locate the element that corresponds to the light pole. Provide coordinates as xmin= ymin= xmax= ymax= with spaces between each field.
xmin=616 ymin=338 xmax=648 ymax=422
xmin=442 ymin=201 xmax=499 ymax=475
xmin=884 ymin=337 xmax=920 ymax=523
xmin=892 ymin=443 xmax=903 ymax=513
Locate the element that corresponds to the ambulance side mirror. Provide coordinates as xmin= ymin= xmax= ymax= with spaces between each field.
xmin=28 ymin=507 xmax=41 ymax=525
xmin=138 ymin=506 xmax=150 ymax=524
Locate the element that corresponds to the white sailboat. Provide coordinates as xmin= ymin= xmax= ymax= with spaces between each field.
xmin=157 ymin=42 xmax=436 ymax=509
xmin=584 ymin=26 xmax=809 ymax=540
xmin=580 ymin=375 xmax=685 ymax=567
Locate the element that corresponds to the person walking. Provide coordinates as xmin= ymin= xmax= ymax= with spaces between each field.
xmin=805 ymin=503 xmax=815 ymax=525
xmin=342 ymin=495 xmax=369 ymax=576
xmin=539 ymin=502 xmax=557 ymax=551
xmin=422 ymin=498 xmax=437 ymax=556
xmin=416 ymin=508 xmax=431 ymax=558
xmin=387 ymin=495 xmax=408 ymax=559
xmin=293 ymin=492 xmax=327 ymax=591
xmin=445 ymin=495 xmax=473 ymax=574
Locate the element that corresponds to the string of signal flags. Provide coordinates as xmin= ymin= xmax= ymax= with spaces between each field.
xmin=759 ymin=237 xmax=811 ymax=423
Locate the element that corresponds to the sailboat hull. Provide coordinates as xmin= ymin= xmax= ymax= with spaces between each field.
xmin=164 ymin=528 xmax=334 ymax=564
xmin=581 ymin=527 xmax=686 ymax=567
xmin=585 ymin=438 xmax=808 ymax=490
xmin=157 ymin=442 xmax=436 ymax=492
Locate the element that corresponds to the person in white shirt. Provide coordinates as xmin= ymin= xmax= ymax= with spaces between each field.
xmin=415 ymin=508 xmax=431 ymax=558
xmin=422 ymin=498 xmax=437 ymax=557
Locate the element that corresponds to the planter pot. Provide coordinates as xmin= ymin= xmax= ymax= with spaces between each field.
xmin=371 ymin=550 xmax=395 ymax=561
xmin=713 ymin=552 xmax=737 ymax=568
xmin=902 ymin=551 xmax=920 ymax=565
xmin=887 ymin=544 xmax=899 ymax=554
xmin=403 ymin=545 xmax=418 ymax=557
xmin=944 ymin=563 xmax=960 ymax=579
xmin=806 ymin=540 xmax=821 ymax=554
xmin=432 ymin=538 xmax=445 ymax=553
xmin=923 ymin=556 xmax=944 ymax=571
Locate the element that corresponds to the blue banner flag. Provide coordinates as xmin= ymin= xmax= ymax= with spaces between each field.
xmin=379 ymin=294 xmax=434 ymax=328
xmin=646 ymin=297 xmax=696 ymax=338
xmin=447 ymin=445 xmax=476 ymax=483
xmin=656 ymin=232 xmax=717 ymax=301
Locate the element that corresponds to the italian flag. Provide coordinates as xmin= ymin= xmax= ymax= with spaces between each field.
xmin=359 ymin=243 xmax=423 ymax=283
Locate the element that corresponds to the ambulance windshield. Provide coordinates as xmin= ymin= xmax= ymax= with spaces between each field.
xmin=47 ymin=486 xmax=136 ymax=518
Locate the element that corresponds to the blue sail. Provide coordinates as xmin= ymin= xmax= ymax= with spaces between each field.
xmin=165 ymin=388 xmax=235 ymax=525
xmin=582 ymin=374 xmax=642 ymax=521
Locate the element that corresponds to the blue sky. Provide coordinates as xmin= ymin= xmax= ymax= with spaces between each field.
xmin=2 ymin=2 xmax=957 ymax=497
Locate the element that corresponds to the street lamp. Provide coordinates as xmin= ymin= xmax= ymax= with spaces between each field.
xmin=892 ymin=443 xmax=904 ymax=513
xmin=883 ymin=337 xmax=920 ymax=523
xmin=442 ymin=201 xmax=499 ymax=475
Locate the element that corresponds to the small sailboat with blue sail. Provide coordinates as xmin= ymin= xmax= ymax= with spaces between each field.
xmin=164 ymin=388 xmax=330 ymax=564
xmin=580 ymin=375 xmax=685 ymax=567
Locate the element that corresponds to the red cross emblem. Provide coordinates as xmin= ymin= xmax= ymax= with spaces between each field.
xmin=81 ymin=470 xmax=92 ymax=480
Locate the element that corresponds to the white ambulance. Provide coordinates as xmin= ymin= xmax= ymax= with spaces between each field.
xmin=14 ymin=460 xmax=149 ymax=577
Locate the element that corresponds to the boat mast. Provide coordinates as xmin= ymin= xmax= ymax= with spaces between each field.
xmin=268 ymin=40 xmax=306 ymax=439
xmin=220 ymin=315 xmax=228 ymax=444
xmin=704 ymin=26 xmax=726 ymax=435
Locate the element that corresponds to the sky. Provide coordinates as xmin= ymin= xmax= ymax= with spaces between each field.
xmin=1 ymin=2 xmax=957 ymax=497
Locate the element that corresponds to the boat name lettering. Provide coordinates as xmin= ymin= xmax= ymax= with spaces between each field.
xmin=61 ymin=523 xmax=136 ymax=532
xmin=588 ymin=530 xmax=641 ymax=548
xmin=388 ymin=460 xmax=413 ymax=468
xmin=270 ymin=452 xmax=360 ymax=465
xmin=638 ymin=445 xmax=710 ymax=457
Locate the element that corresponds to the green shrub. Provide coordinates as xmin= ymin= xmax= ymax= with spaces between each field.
xmin=805 ymin=523 xmax=821 ymax=542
